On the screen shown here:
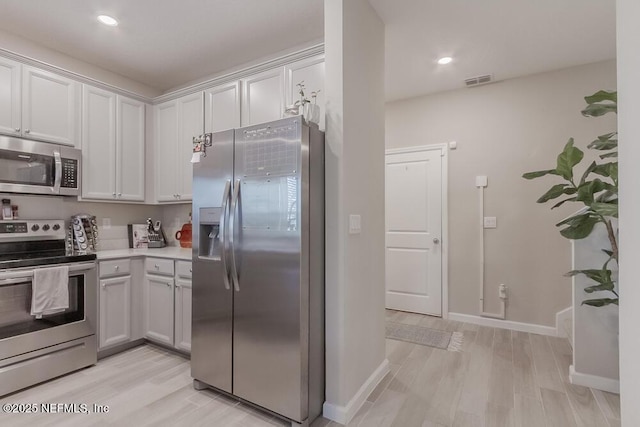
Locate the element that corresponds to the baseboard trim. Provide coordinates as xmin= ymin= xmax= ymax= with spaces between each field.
xmin=448 ymin=312 xmax=558 ymax=336
xmin=570 ymin=365 xmax=620 ymax=394
xmin=322 ymin=359 xmax=390 ymax=425
xmin=555 ymin=307 xmax=573 ymax=339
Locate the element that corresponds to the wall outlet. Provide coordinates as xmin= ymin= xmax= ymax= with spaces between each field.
xmin=349 ymin=214 xmax=361 ymax=234
xmin=499 ymin=284 xmax=507 ymax=299
xmin=483 ymin=216 xmax=497 ymax=228
xmin=475 ymin=175 xmax=488 ymax=188
xmin=102 ymin=218 xmax=111 ymax=229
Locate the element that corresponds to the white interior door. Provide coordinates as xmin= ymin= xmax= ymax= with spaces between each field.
xmin=385 ymin=148 xmax=443 ymax=316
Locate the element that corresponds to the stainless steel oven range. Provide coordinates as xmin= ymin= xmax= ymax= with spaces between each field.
xmin=0 ymin=219 xmax=97 ymax=396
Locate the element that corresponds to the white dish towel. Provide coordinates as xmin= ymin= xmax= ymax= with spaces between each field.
xmin=31 ymin=265 xmax=70 ymax=319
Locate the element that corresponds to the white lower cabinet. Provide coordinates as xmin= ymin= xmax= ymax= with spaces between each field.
xmin=144 ymin=258 xmax=192 ymax=353
xmin=174 ymin=278 xmax=192 ymax=352
xmin=144 ymin=273 xmax=175 ymax=346
xmin=98 ymin=259 xmax=137 ymax=350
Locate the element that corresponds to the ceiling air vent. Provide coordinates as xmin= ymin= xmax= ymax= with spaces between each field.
xmin=464 ymin=74 xmax=493 ymax=87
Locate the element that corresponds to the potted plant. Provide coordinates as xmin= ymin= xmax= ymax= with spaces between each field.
xmin=523 ymin=90 xmax=618 ymax=307
xmin=284 ymin=81 xmax=321 ymax=125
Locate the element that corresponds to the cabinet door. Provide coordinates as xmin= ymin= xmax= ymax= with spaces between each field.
xmin=117 ymin=96 xmax=145 ymax=201
xmin=99 ymin=275 xmax=131 ymax=349
xmin=177 ymin=92 xmax=203 ymax=201
xmin=22 ymin=66 xmax=80 ymax=146
xmin=155 ymin=100 xmax=179 ymax=202
xmin=0 ymin=57 xmax=21 ymax=136
xmin=285 ymin=56 xmax=325 ymax=130
xmin=241 ymin=68 xmax=284 ymax=126
xmin=205 ymin=81 xmax=240 ymax=133
xmin=144 ymin=274 xmax=175 ymax=346
xmin=174 ymin=278 xmax=192 ymax=353
xmin=82 ymin=85 xmax=117 ymax=200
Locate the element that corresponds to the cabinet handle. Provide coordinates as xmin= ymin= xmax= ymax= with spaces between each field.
xmin=118 ymin=193 xmax=122 ymax=197
xmin=166 ymin=283 xmax=171 ymax=287
xmin=115 ymin=265 xmax=119 ymax=271
xmin=154 ymin=264 xmax=159 ymax=269
xmin=175 ymin=284 xmax=181 ymax=288
xmin=24 ymin=129 xmax=30 ymax=134
xmin=113 ymin=193 xmax=116 ymax=198
xmin=101 ymin=283 xmax=106 ymax=289
xmin=189 ymin=268 xmax=192 ymax=273
xmin=177 ymin=194 xmax=181 ymax=199
xmin=14 ymin=128 xmax=20 ymax=132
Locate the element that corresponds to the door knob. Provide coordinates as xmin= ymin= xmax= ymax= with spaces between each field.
xmin=433 ymin=238 xmax=440 ymax=244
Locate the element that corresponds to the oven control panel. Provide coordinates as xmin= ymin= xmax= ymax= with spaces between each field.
xmin=0 ymin=220 xmax=65 ymax=239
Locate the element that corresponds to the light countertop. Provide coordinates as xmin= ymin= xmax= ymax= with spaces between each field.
xmin=97 ymin=247 xmax=192 ymax=261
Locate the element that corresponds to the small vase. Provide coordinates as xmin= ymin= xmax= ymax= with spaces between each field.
xmin=307 ymin=104 xmax=320 ymax=124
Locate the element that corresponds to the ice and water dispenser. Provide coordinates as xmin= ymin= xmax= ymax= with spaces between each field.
xmin=198 ymin=207 xmax=222 ymax=260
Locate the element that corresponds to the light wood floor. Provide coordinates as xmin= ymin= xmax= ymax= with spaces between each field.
xmin=0 ymin=310 xmax=621 ymax=427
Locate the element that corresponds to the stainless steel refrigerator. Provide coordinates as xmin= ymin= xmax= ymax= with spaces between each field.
xmin=191 ymin=116 xmax=324 ymax=426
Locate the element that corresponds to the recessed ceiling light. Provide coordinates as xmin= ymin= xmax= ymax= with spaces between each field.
xmin=437 ymin=56 xmax=453 ymax=65
xmin=97 ymin=15 xmax=118 ymax=27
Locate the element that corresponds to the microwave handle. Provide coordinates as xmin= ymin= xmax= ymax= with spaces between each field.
xmin=53 ymin=150 xmax=62 ymax=194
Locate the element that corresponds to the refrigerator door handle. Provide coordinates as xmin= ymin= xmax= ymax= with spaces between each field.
xmin=220 ymin=179 xmax=232 ymax=291
xmin=229 ymin=178 xmax=241 ymax=292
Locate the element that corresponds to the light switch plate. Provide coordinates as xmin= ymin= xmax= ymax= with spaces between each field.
xmin=483 ymin=216 xmax=497 ymax=229
xmin=349 ymin=214 xmax=361 ymax=234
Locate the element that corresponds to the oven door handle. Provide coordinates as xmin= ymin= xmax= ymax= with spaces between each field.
xmin=0 ymin=277 xmax=31 ymax=286
xmin=0 ymin=262 xmax=96 ymax=283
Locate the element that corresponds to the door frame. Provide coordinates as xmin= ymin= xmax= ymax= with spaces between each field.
xmin=384 ymin=143 xmax=449 ymax=319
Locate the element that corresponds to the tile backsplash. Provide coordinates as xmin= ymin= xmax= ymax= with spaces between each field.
xmin=1 ymin=193 xmax=165 ymax=250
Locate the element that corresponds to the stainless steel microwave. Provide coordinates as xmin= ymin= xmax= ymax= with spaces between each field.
xmin=0 ymin=136 xmax=80 ymax=196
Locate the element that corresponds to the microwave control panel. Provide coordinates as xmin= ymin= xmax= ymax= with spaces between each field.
xmin=61 ymin=159 xmax=78 ymax=188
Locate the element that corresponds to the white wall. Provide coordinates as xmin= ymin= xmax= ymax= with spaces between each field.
xmin=323 ymin=0 xmax=387 ymax=423
xmin=617 ymin=0 xmax=640 ymax=424
xmin=386 ymin=61 xmax=616 ymax=327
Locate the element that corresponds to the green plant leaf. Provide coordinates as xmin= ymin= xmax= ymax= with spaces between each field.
xmin=584 ymin=90 xmax=617 ymax=105
xmin=536 ymin=184 xmax=565 ymax=203
xmin=566 ymin=268 xmax=612 ymax=283
xmin=576 ymin=179 xmax=613 ymax=204
xmin=602 ymin=249 xmax=614 ymax=257
xmin=584 ymin=282 xmax=616 ymax=293
xmin=559 ymin=214 xmax=599 ymax=239
xmin=587 ymin=133 xmax=617 ymax=150
xmin=581 ymin=104 xmax=617 ymax=117
xmin=591 ymin=202 xmax=618 ymax=218
xmin=556 ymin=139 xmax=584 ymax=180
xmin=580 ymin=161 xmax=597 ymax=186
xmin=600 ymin=152 xmax=618 ymax=159
xmin=551 ymin=197 xmax=577 ymax=209
xmin=582 ymin=298 xmax=619 ymax=307
xmin=522 ymin=169 xmax=559 ymax=180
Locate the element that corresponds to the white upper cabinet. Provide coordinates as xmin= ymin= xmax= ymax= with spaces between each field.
xmin=155 ymin=92 xmax=203 ymax=203
xmin=82 ymin=85 xmax=145 ymax=202
xmin=22 ymin=66 xmax=80 ymax=147
xmin=117 ymin=97 xmax=146 ymax=201
xmin=205 ymin=81 xmax=241 ymax=133
xmin=285 ymin=55 xmax=325 ymax=130
xmin=155 ymin=99 xmax=178 ymax=202
xmin=177 ymin=92 xmax=203 ymax=201
xmin=0 ymin=57 xmax=21 ymax=136
xmin=82 ymin=86 xmax=117 ymax=200
xmin=241 ymin=68 xmax=284 ymax=126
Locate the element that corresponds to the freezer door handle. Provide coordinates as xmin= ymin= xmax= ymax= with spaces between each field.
xmin=229 ymin=179 xmax=241 ymax=292
xmin=220 ymin=179 xmax=232 ymax=291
